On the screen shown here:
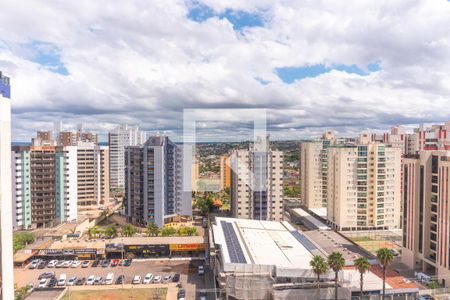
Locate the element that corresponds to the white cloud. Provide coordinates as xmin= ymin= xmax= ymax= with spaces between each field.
xmin=1 ymin=0 xmax=450 ymax=142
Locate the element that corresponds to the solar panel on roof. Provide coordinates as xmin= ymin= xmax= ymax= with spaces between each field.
xmin=291 ymin=231 xmax=318 ymax=252
xmin=221 ymin=221 xmax=247 ymax=264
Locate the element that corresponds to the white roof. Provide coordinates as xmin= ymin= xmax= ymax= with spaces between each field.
xmin=309 ymin=207 xmax=328 ymax=219
xmin=293 ymin=208 xmax=329 ymax=230
xmin=213 ymin=217 xmax=314 ymax=270
xmin=343 ymin=269 xmax=392 ymax=291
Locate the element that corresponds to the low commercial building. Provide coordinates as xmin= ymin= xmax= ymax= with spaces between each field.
xmin=211 ymin=217 xmax=418 ymax=300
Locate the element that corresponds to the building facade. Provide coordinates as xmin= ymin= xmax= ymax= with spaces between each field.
xmin=76 ymin=142 xmax=109 ymax=206
xmin=219 ymin=155 xmax=231 ymax=190
xmin=0 ymin=71 xmax=14 ymax=299
xmin=109 ymin=124 xmax=146 ymax=189
xmin=229 ymin=137 xmax=284 ymax=221
xmin=125 ymin=136 xmax=191 ymax=227
xmin=402 ymin=150 xmax=450 ymax=287
xmin=326 ymin=143 xmax=402 ymax=230
xmin=300 ymin=133 xmax=334 ymax=209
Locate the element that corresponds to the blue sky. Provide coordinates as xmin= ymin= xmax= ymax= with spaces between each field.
xmin=187 ymin=1 xmax=264 ymax=30
xmin=25 ymin=41 xmax=69 ymax=75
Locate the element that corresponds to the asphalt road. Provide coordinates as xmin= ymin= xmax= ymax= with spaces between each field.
xmin=15 ymin=259 xmax=211 ymax=300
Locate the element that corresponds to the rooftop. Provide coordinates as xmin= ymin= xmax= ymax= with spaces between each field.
xmin=110 ymin=235 xmax=206 ymax=245
xmin=213 ymin=217 xmax=321 ymax=270
xmin=292 ymin=207 xmax=329 ymax=230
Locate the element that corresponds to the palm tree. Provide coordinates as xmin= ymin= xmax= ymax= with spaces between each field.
xmin=310 ymin=255 xmax=329 ymax=295
xmin=88 ymin=226 xmax=100 ymax=239
xmin=328 ymin=251 xmax=345 ymax=300
xmin=101 ymin=207 xmax=111 ymax=224
xmin=145 ymin=222 xmax=159 ymax=237
xmin=104 ymin=224 xmax=118 ymax=239
xmin=354 ymin=256 xmax=371 ymax=299
xmin=376 ymin=248 xmax=394 ymax=299
xmin=122 ymin=224 xmax=138 ymax=237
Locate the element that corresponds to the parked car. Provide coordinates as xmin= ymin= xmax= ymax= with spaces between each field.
xmin=37 ymin=261 xmax=46 ymax=269
xmin=198 ymin=291 xmax=207 ymax=300
xmin=111 ymin=259 xmax=119 ymax=267
xmin=38 ymin=271 xmax=55 ymax=280
xmin=38 ymin=278 xmax=48 ymax=288
xmin=47 ymin=260 xmax=58 ymax=268
xmin=48 ymin=276 xmax=57 ymax=288
xmin=86 ymin=275 xmax=96 ymax=285
xmin=123 ymin=259 xmax=132 ymax=266
xmin=198 ymin=265 xmax=204 ymax=275
xmin=419 ymin=295 xmax=436 ymax=300
xmin=55 ymin=261 xmax=65 ymax=268
xmin=62 ymin=260 xmax=72 ymax=268
xmin=143 ymin=273 xmax=154 ymax=284
xmin=94 ymin=276 xmax=103 ymax=285
xmin=178 ymin=289 xmax=186 ymax=300
xmin=82 ymin=261 xmax=90 ymax=268
xmin=91 ymin=260 xmax=99 ymax=267
xmin=101 ymin=259 xmax=110 ymax=268
xmin=67 ymin=277 xmax=78 ymax=286
xmin=132 ymin=275 xmax=141 ymax=284
xmin=116 ymin=275 xmax=125 ymax=285
xmin=162 ymin=275 xmax=172 ymax=283
xmin=390 ymin=249 xmax=400 ymax=256
xmin=153 ymin=276 xmax=162 ymax=284
xmin=29 ymin=259 xmax=41 ymax=269
xmin=75 ymin=277 xmax=86 ymax=286
xmin=57 ymin=274 xmax=66 ymax=286
xmin=71 ymin=261 xmax=81 ymax=268
xmin=172 ymin=273 xmax=180 ymax=283
xmin=105 ymin=273 xmax=114 ymax=285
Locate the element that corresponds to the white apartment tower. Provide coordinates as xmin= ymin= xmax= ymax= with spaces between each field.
xmin=109 ymin=125 xmax=146 ymax=189
xmin=327 ymin=143 xmax=402 ymax=230
xmin=230 ymin=136 xmax=284 ymax=221
xmin=300 ymin=131 xmax=335 ymax=209
xmin=0 ymin=71 xmax=14 ymax=299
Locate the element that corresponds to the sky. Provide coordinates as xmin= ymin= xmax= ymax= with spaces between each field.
xmin=1 ymin=0 xmax=450 ymax=142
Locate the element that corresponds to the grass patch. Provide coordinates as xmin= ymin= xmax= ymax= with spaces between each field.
xmin=62 ymin=288 xmax=167 ymax=300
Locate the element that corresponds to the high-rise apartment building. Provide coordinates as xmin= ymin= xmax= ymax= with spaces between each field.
xmin=125 ymin=136 xmax=191 ymax=227
xmin=327 ymin=143 xmax=402 ymax=230
xmin=192 ymin=161 xmax=199 ymax=192
xmin=300 ymin=131 xmax=335 ymax=209
xmin=229 ymin=137 xmax=284 ymax=221
xmin=402 ymin=150 xmax=450 ymax=287
xmin=76 ymin=142 xmax=109 ymax=206
xmin=109 ymin=124 xmax=146 ymax=189
xmin=219 ymin=155 xmax=231 ymax=190
xmin=11 ymin=147 xmax=32 ymax=230
xmin=0 ymin=71 xmax=14 ymax=299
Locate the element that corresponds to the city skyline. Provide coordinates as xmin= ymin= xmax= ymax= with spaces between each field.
xmin=1 ymin=1 xmax=450 ymax=142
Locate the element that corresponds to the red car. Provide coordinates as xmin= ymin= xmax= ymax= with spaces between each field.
xmin=111 ymin=259 xmax=120 ymax=267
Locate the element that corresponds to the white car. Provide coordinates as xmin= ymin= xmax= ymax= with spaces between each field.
xmin=67 ymin=277 xmax=78 ymax=286
xmin=47 ymin=260 xmax=58 ymax=268
xmin=143 ymin=273 xmax=153 ymax=284
xmin=105 ymin=273 xmax=114 ymax=285
xmin=38 ymin=278 xmax=48 ymax=288
xmin=132 ymin=275 xmax=141 ymax=284
xmin=29 ymin=259 xmax=40 ymax=269
xmin=57 ymin=274 xmax=66 ymax=286
xmin=153 ymin=276 xmax=162 ymax=284
xmin=86 ymin=275 xmax=96 ymax=285
xmin=162 ymin=275 xmax=171 ymax=283
xmin=62 ymin=260 xmax=72 ymax=268
xmin=198 ymin=265 xmax=204 ymax=275
xmin=71 ymin=261 xmax=81 ymax=268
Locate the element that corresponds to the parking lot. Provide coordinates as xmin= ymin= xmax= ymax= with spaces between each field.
xmin=15 ymin=259 xmax=210 ymax=299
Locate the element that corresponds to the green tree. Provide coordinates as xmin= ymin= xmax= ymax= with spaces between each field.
xmin=146 ymin=222 xmax=159 ymax=237
xmin=161 ymin=227 xmax=176 ymax=236
xmin=101 ymin=207 xmax=111 ymax=224
xmin=104 ymin=224 xmax=118 ymax=239
xmin=427 ymin=281 xmax=439 ymax=289
xmin=87 ymin=226 xmax=100 ymax=239
xmin=376 ymin=248 xmax=394 ymax=299
xmin=193 ymin=192 xmax=214 ymax=216
xmin=13 ymin=232 xmax=35 ymax=253
xmin=122 ymin=224 xmax=138 ymax=237
xmin=310 ymin=255 xmax=329 ymax=293
xmin=186 ymin=227 xmax=197 ymax=236
xmin=354 ymin=256 xmax=371 ymax=299
xmin=14 ymin=285 xmax=31 ymax=300
xmin=328 ymin=251 xmax=345 ymax=300
xmin=177 ymin=227 xmax=187 ymax=236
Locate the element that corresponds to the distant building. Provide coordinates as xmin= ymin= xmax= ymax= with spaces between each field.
xmin=229 ymin=136 xmax=284 ymax=221
xmin=0 ymin=70 xmax=14 ymax=299
xmin=300 ymin=131 xmax=335 ymax=209
xmin=108 ymin=124 xmax=146 ymax=189
xmin=402 ymin=150 xmax=450 ymax=287
xmin=327 ymin=143 xmax=402 ymax=230
xmin=125 ymin=136 xmax=191 ymax=227
xmin=76 ymin=142 xmax=109 ymax=206
xmin=219 ymin=155 xmax=231 ymax=190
